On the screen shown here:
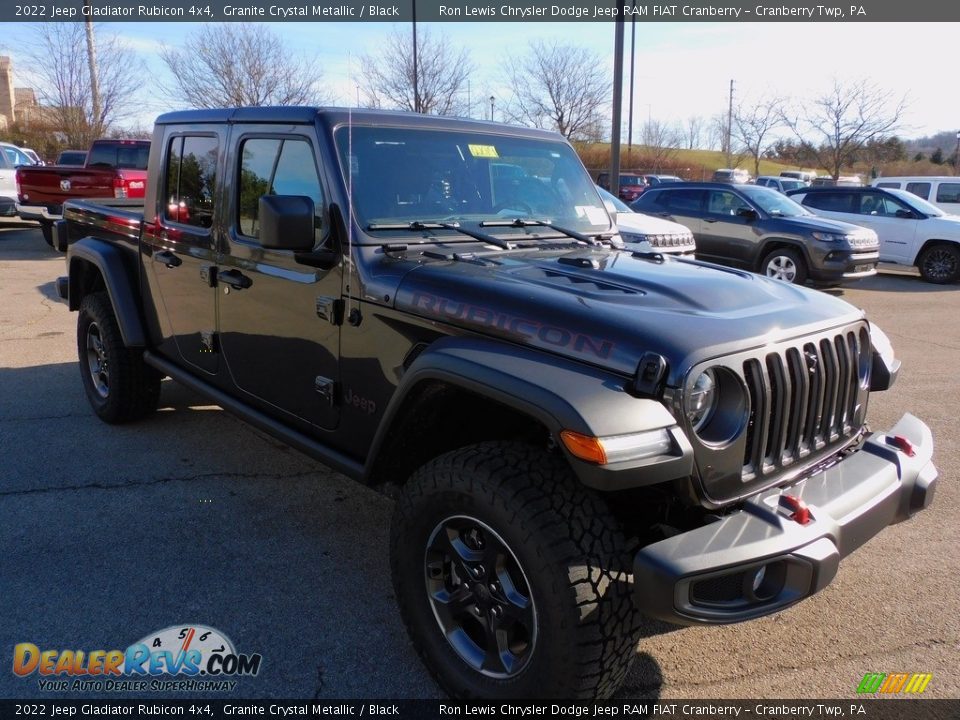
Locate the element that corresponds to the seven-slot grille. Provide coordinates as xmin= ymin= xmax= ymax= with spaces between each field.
xmin=742 ymin=326 xmax=870 ymax=481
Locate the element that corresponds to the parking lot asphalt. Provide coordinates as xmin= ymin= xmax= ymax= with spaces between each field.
xmin=1 ymin=222 xmax=957 ymax=700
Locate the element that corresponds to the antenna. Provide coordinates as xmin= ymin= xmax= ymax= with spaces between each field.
xmin=346 ymin=55 xmax=356 ymax=323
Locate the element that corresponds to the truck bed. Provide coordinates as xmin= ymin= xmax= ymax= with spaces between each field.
xmin=63 ymin=198 xmax=145 ymax=246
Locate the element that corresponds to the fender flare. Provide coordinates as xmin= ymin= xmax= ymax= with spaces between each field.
xmin=756 ymin=238 xmax=812 ymax=270
xmin=364 ymin=336 xmax=690 ymax=491
xmin=67 ymin=237 xmax=146 ymax=347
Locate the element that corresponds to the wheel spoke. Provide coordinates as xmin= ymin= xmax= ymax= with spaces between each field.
xmin=480 ymin=618 xmax=512 ymax=675
xmin=430 ymin=585 xmax=477 ymax=628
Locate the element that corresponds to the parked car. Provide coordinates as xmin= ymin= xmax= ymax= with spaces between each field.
xmin=780 ymin=170 xmax=817 ymax=184
xmin=756 ymin=176 xmax=808 ymax=194
xmin=53 ymin=105 xmax=935 ymax=699
xmin=871 ymin=176 xmax=960 ymax=215
xmin=810 ymin=175 xmax=863 ymax=187
xmin=21 ymin=148 xmax=43 ymax=165
xmin=631 ymin=182 xmax=879 ymax=285
xmin=788 ymin=185 xmax=960 ymax=283
xmin=712 ymin=168 xmax=750 ymax=184
xmin=0 ymin=141 xmax=35 ymax=216
xmin=16 ymin=139 xmax=149 ymax=246
xmin=641 ymin=174 xmax=684 ymax=186
xmin=596 ymin=172 xmax=648 ymax=201
xmin=55 ymin=150 xmax=88 ymax=166
xmin=596 ymin=186 xmax=696 ymax=255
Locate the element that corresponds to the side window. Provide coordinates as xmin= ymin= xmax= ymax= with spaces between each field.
xmin=662 ymin=189 xmax=703 ymax=213
xmin=936 ymin=183 xmax=960 ymax=203
xmin=165 ymin=135 xmax=218 ymax=229
xmin=805 ymin=192 xmax=854 ymax=213
xmin=905 ymin=182 xmax=931 ymax=200
xmin=706 ymin=190 xmax=751 ymax=216
xmin=860 ymin=193 xmax=908 ymax=217
xmin=237 ymin=137 xmax=325 ymax=247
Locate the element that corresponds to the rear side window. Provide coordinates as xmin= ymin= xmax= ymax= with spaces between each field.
xmin=660 ymin=189 xmax=704 ymax=213
xmin=237 ymin=137 xmax=325 ymax=246
xmin=936 ymin=183 xmax=960 ymax=203
xmin=165 ymin=135 xmax=218 ymax=229
xmin=905 ymin=182 xmax=931 ymax=200
xmin=803 ymin=192 xmax=855 ymax=213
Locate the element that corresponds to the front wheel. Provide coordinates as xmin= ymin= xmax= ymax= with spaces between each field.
xmin=761 ymin=247 xmax=808 ymax=285
xmin=77 ymin=292 xmax=161 ymax=424
xmin=917 ymin=243 xmax=960 ymax=284
xmin=391 ymin=442 xmax=641 ymax=699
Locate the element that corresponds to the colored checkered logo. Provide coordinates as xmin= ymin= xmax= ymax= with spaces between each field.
xmin=857 ymin=673 xmax=932 ymax=694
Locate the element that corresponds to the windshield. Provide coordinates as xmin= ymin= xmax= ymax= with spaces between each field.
xmin=596 ymin=186 xmax=632 ymax=213
xmin=335 ymin=126 xmax=610 ymax=238
xmin=739 ymin=185 xmax=811 ymax=217
xmin=886 ymin=187 xmax=944 ymax=217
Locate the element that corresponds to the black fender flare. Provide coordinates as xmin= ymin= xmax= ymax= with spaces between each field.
xmin=67 ymin=238 xmax=146 ymax=348
xmin=364 ymin=336 xmax=692 ymax=491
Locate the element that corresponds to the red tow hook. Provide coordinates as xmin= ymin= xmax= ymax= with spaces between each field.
xmin=779 ymin=494 xmax=811 ymax=525
xmin=887 ymin=434 xmax=917 ymax=457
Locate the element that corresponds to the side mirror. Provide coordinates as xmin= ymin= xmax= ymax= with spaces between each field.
xmin=895 ymin=209 xmax=914 ymax=219
xmin=736 ymin=207 xmax=758 ymax=221
xmin=259 ymin=195 xmax=316 ymax=252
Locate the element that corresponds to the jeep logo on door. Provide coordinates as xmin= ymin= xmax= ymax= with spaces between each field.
xmin=60 ymin=179 xmax=71 ymax=191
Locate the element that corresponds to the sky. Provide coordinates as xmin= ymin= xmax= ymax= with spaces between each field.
xmin=2 ymin=20 xmax=960 ymax=141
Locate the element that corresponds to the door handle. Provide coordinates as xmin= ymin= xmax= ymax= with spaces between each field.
xmin=219 ymin=269 xmax=252 ymax=290
xmin=153 ymin=250 xmax=181 ymax=268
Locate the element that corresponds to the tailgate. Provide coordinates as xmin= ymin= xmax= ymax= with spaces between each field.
xmin=17 ymin=167 xmax=117 ymax=205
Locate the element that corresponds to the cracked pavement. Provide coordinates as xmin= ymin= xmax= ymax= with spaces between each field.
xmin=1 ymin=223 xmax=957 ymax=699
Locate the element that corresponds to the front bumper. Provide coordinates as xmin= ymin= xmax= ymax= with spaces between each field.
xmin=633 ymin=413 xmax=936 ymax=625
xmin=811 ymin=248 xmax=880 ymax=281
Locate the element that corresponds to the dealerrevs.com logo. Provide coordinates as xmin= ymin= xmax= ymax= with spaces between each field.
xmin=13 ymin=625 xmax=262 ymax=692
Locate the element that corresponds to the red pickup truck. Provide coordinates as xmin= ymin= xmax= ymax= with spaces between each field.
xmin=16 ymin=139 xmax=149 ymax=246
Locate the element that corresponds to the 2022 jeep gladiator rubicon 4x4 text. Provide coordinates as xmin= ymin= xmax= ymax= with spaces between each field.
xmin=55 ymin=108 xmax=937 ymax=699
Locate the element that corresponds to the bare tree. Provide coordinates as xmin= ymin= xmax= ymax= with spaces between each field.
xmin=503 ymin=41 xmax=609 ymax=141
xmin=733 ymin=96 xmax=783 ymax=176
xmin=160 ymin=25 xmax=328 ymax=109
xmin=360 ymin=28 xmax=472 ymax=116
xmin=641 ymin=119 xmax=681 ymax=172
xmin=23 ymin=24 xmax=143 ymax=147
xmin=684 ymin=115 xmax=705 ymax=150
xmin=781 ymin=79 xmax=907 ymax=179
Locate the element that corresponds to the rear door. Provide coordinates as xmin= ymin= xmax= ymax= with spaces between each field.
xmin=142 ymin=129 xmax=223 ymax=375
xmin=699 ymin=189 xmax=759 ymax=265
xmin=216 ymin=128 xmax=342 ymax=432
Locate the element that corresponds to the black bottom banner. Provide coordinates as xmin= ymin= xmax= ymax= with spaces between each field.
xmin=0 ymin=700 xmax=956 ymax=720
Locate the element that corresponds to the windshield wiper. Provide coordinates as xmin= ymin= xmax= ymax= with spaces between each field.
xmin=366 ymin=220 xmax=512 ymax=249
xmin=479 ymin=218 xmax=617 ymax=247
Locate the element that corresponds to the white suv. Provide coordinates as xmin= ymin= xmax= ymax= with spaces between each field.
xmin=871 ymin=176 xmax=960 ymax=215
xmin=0 ymin=142 xmax=34 ymax=217
xmin=789 ymin=185 xmax=960 ymax=283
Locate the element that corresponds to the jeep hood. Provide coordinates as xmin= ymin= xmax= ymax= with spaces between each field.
xmin=392 ymin=248 xmax=865 ymax=386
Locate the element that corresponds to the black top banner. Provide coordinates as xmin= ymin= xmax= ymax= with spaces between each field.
xmin=4 ymin=0 xmax=960 ymax=23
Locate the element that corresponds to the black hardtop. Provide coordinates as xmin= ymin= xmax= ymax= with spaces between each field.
xmin=154 ymin=106 xmax=563 ymax=141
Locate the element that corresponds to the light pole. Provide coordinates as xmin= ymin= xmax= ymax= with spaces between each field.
xmin=955 ymin=130 xmax=959 ymax=176
xmin=489 ymin=96 xmax=495 ymax=122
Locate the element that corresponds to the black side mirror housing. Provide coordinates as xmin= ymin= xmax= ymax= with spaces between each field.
xmin=259 ymin=195 xmax=315 ymax=252
xmin=895 ymin=209 xmax=915 ymax=219
xmin=737 ymin=207 xmax=758 ymax=221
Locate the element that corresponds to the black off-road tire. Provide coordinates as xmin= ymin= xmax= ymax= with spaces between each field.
xmin=391 ymin=442 xmax=641 ymax=699
xmin=77 ymin=292 xmax=161 ymax=424
xmin=761 ymin=247 xmax=808 ymax=285
xmin=40 ymin=222 xmax=54 ymax=247
xmin=917 ymin=243 xmax=960 ymax=284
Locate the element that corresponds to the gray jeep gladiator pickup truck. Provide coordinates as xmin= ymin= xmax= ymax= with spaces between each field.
xmin=54 ymin=107 xmax=937 ymax=699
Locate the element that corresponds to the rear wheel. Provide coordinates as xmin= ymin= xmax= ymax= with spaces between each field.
xmin=77 ymin=292 xmax=161 ymax=424
xmin=391 ymin=442 xmax=641 ymax=699
xmin=917 ymin=243 xmax=960 ymax=284
xmin=761 ymin=247 xmax=808 ymax=285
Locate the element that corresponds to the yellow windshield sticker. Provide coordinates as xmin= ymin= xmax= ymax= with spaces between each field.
xmin=468 ymin=144 xmax=499 ymax=158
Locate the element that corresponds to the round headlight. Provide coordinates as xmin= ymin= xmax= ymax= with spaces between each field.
xmin=686 ymin=370 xmax=718 ymax=431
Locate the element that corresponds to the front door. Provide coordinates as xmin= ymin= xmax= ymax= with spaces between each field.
xmin=216 ymin=130 xmax=341 ymax=431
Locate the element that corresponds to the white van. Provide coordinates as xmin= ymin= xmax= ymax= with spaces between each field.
xmin=871 ymin=176 xmax=960 ymax=215
xmin=712 ymin=168 xmax=750 ymax=184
